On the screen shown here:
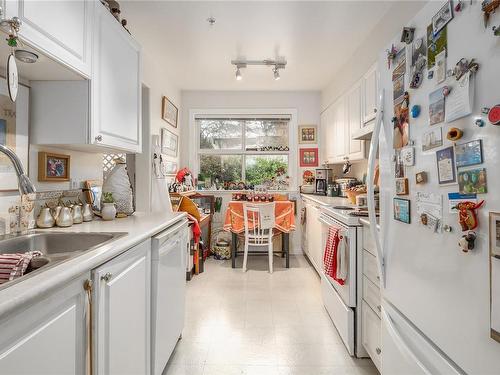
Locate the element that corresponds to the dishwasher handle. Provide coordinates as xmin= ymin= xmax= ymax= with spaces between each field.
xmin=153 ymin=219 xmax=188 ymax=247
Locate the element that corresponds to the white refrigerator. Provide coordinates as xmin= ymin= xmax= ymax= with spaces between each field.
xmin=367 ymin=2 xmax=500 ymax=374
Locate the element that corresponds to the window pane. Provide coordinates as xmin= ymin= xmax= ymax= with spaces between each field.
xmin=245 ymin=155 xmax=288 ymax=186
xmin=199 ymin=154 xmax=242 ymax=182
xmin=245 ymin=120 xmax=289 ymax=151
xmin=198 ymin=119 xmax=243 ymax=150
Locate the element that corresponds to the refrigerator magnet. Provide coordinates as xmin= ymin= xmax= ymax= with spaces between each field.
xmin=394 ymin=198 xmax=411 ymax=224
xmin=396 ymin=178 xmax=409 ymax=195
xmin=436 ymin=146 xmax=457 ymax=185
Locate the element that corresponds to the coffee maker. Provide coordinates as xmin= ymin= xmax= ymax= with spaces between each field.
xmin=314 ymin=168 xmax=333 ymax=195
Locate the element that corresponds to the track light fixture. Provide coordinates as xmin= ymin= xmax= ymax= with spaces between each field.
xmin=231 ymin=59 xmax=286 ymax=81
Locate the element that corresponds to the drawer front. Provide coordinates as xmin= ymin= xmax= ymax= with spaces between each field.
xmin=363 ymin=250 xmax=380 ymax=286
xmin=362 ymin=225 xmax=376 ymax=256
xmin=363 ymin=276 xmax=381 ymax=318
xmin=320 ymin=273 xmax=355 ymax=355
xmin=362 ymin=301 xmax=382 ymax=372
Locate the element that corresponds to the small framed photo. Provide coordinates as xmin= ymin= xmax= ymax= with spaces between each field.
xmin=436 ymin=146 xmax=457 ymax=185
xmin=395 ymin=178 xmax=409 ymax=195
xmin=489 ymin=212 xmax=500 ymax=259
xmin=455 ymin=139 xmax=483 ymax=168
xmin=38 ymin=152 xmax=70 ymax=182
xmin=394 ymin=198 xmax=411 ymax=224
xmin=432 ymin=0 xmax=453 ymax=36
xmin=299 ymin=148 xmax=319 ymax=167
xmin=298 ymin=125 xmax=317 ymax=144
xmin=161 ymin=96 xmax=178 ymax=128
xmin=458 ymin=168 xmax=487 ymax=194
xmin=415 ymin=171 xmax=428 ymax=184
xmin=161 ymin=128 xmax=178 ymax=157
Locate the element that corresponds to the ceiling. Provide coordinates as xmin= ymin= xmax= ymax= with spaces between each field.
xmin=121 ymin=1 xmax=418 ymax=91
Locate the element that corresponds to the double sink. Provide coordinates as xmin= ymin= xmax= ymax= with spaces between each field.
xmin=0 ymin=231 xmax=126 ymax=290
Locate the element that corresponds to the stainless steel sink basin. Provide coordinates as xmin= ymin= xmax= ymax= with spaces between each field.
xmin=0 ymin=231 xmax=126 ymax=290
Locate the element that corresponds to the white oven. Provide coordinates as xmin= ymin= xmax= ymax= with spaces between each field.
xmin=318 ymin=209 xmax=360 ymax=356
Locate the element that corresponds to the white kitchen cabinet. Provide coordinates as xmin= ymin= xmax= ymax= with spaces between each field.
xmin=305 ymin=202 xmax=323 ymax=274
xmin=0 ymin=272 xmax=90 ymax=375
xmin=322 ymin=105 xmax=335 ymax=163
xmin=346 ymin=83 xmax=365 ymax=161
xmin=91 ymin=0 xmax=142 ymax=152
xmin=362 ymin=64 xmax=378 ymax=124
xmin=361 ymin=223 xmax=382 ymax=372
xmin=93 ymin=239 xmax=151 ymax=375
xmin=5 ymin=0 xmax=93 ymax=77
xmin=333 ymin=97 xmax=346 ymax=163
xmin=29 ymin=1 xmax=142 ymax=153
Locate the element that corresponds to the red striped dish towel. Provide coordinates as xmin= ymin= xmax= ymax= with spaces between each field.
xmin=323 ymin=226 xmax=346 ymax=285
xmin=0 ymin=251 xmax=43 ymax=284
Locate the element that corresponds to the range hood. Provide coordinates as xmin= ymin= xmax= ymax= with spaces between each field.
xmin=352 ymin=121 xmax=374 ymax=140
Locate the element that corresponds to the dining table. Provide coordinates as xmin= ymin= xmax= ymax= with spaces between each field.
xmin=223 ymin=200 xmax=296 ymax=268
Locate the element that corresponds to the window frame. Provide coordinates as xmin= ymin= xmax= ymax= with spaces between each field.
xmin=189 ymin=109 xmax=298 ymax=190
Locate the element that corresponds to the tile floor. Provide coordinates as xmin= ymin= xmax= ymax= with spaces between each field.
xmin=163 ymin=255 xmax=379 ymax=375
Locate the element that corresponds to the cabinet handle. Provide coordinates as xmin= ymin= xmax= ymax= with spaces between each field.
xmin=376 ymin=347 xmax=381 ymax=355
xmin=377 ymin=305 xmax=381 ymax=312
xmin=83 ymin=279 xmax=94 ymax=375
xmin=101 ymin=272 xmax=113 ymax=282
xmin=376 ymin=275 xmax=380 ymax=280
xmin=95 ymin=135 xmax=103 ymax=142
xmin=373 ymin=108 xmax=378 ymax=113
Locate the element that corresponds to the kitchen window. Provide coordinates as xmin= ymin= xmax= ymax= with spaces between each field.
xmin=196 ymin=116 xmax=291 ymax=187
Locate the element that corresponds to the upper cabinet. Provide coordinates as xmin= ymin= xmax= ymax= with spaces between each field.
xmin=323 ymin=82 xmax=365 ymax=164
xmin=346 ymin=83 xmax=364 ymax=161
xmin=5 ymin=0 xmax=93 ymax=77
xmin=91 ymin=1 xmax=142 ymax=151
xmin=362 ymin=64 xmax=378 ymax=124
xmin=30 ymin=1 xmax=142 ymax=153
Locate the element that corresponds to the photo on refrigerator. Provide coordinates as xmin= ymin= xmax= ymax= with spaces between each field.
xmin=394 ymin=197 xmax=411 ymax=224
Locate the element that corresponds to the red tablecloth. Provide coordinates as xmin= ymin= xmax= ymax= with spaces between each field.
xmin=223 ymin=201 xmax=295 ymax=234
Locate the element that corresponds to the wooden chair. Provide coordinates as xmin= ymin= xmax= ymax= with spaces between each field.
xmin=242 ymin=202 xmax=276 ymax=273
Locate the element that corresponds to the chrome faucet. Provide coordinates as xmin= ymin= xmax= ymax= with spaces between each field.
xmin=0 ymin=144 xmax=36 ymax=195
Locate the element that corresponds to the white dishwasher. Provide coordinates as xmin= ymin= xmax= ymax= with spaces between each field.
xmin=151 ymin=219 xmax=189 ymax=375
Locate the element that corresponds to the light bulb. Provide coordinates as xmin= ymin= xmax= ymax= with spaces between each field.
xmin=273 ymin=67 xmax=280 ymax=80
xmin=236 ymin=68 xmax=242 ymax=81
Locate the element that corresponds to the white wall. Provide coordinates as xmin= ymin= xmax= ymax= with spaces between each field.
xmin=321 ymin=1 xmax=426 ymax=111
xmin=135 ymin=50 xmax=181 ymax=212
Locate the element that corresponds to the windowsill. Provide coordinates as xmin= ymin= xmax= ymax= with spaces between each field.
xmin=195 ymin=189 xmax=299 ymax=194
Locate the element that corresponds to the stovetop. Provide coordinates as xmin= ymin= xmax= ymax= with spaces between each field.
xmin=321 ymin=206 xmax=379 ymax=226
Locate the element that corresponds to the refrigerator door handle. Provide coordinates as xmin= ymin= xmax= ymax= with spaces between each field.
xmin=381 ymin=307 xmax=433 ymax=375
xmin=367 ymin=88 xmax=386 ymax=287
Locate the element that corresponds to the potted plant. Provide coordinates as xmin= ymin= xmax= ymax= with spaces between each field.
xmin=101 ymin=192 xmax=117 ymax=221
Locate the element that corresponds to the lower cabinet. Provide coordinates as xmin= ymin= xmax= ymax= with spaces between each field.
xmin=93 ymin=239 xmax=151 ymax=375
xmin=0 ymin=272 xmax=90 ymax=375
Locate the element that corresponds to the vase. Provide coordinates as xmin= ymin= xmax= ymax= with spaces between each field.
xmin=101 ymin=203 xmax=116 ymax=221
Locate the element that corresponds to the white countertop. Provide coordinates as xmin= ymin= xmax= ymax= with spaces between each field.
xmin=0 ymin=211 xmax=186 ymax=318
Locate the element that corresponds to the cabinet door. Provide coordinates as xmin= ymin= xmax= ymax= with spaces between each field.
xmin=347 ymin=83 xmax=365 ymax=161
xmin=333 ymin=97 xmax=346 ymax=163
xmin=363 ymin=64 xmax=378 ymax=124
xmin=0 ymin=273 xmax=90 ymax=375
xmin=93 ymin=239 xmax=151 ymax=375
xmin=5 ymin=0 xmax=92 ymax=77
xmin=362 ymin=301 xmax=382 ymax=371
xmin=325 ymin=106 xmax=336 ymax=163
xmin=91 ymin=1 xmax=142 ymax=153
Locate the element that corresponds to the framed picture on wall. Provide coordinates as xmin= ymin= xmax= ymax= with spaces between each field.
xmin=161 ymin=128 xmax=178 ymax=157
xmin=162 ymin=96 xmax=178 ymax=128
xmin=299 ymin=148 xmax=319 ymax=167
xmin=38 ymin=152 xmax=71 ymax=182
xmin=298 ymin=125 xmax=317 ymax=144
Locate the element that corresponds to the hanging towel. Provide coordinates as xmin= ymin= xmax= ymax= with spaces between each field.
xmin=323 ymin=226 xmax=347 ymax=285
xmin=0 ymin=251 xmax=43 ymax=285
xmin=186 ymin=213 xmax=202 ymax=244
